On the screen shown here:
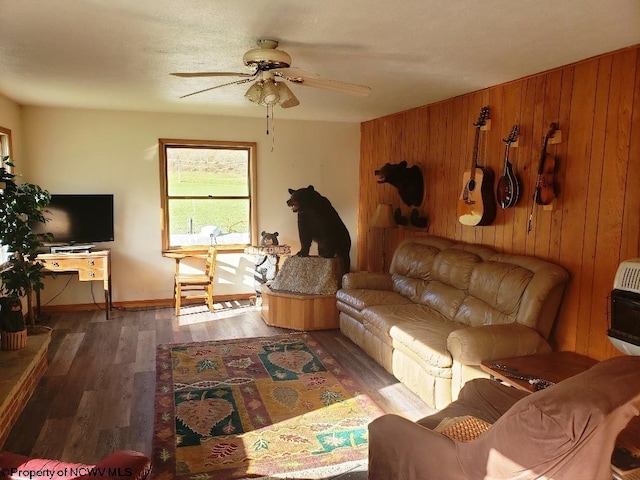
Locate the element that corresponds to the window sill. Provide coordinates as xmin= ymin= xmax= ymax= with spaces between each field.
xmin=162 ymin=245 xmax=246 ymax=256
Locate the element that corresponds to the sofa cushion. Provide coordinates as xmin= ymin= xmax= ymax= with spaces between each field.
xmin=409 ymin=248 xmax=480 ymax=321
xmin=390 ymin=243 xmax=441 ymax=301
xmin=363 ymin=304 xmax=435 ymax=339
xmin=470 ymin=262 xmax=532 ymax=316
xmin=390 ymin=318 xmax=460 ymax=370
xmin=390 ymin=242 xmax=441 ymax=279
xmin=419 ymin=280 xmax=467 ymax=321
xmin=431 ymin=248 xmax=481 ymax=290
xmin=363 ymin=303 xmax=460 ymax=372
xmin=453 ymin=262 xmax=533 ymax=327
xmin=336 ymin=288 xmax=412 ymax=312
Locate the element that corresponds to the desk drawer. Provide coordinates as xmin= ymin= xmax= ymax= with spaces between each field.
xmin=41 ymin=257 xmax=81 ymax=271
xmin=41 ymin=257 xmax=105 ymax=281
xmin=78 ymin=264 xmax=105 ymax=281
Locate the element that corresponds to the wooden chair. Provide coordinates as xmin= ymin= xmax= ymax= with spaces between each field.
xmin=174 ymin=246 xmax=217 ymax=315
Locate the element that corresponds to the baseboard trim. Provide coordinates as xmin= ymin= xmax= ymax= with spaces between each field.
xmin=37 ymin=293 xmax=256 ymax=313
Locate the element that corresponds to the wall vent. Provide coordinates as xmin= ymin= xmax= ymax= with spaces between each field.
xmin=613 ymin=258 xmax=640 ymax=294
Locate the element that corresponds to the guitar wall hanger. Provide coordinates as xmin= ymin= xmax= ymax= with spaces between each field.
xmin=548 ymin=129 xmax=562 ymax=145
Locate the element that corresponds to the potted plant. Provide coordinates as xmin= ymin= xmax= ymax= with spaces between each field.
xmin=0 ymin=296 xmax=27 ymax=350
xmin=0 ymin=156 xmax=52 ymax=331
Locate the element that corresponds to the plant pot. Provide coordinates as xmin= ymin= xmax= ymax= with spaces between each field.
xmin=1 ymin=329 xmax=28 ymax=351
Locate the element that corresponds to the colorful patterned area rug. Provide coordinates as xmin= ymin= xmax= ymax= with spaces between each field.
xmin=152 ymin=333 xmax=384 ymax=479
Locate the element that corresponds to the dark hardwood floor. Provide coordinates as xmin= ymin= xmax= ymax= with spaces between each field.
xmin=3 ymin=301 xmax=435 ymax=463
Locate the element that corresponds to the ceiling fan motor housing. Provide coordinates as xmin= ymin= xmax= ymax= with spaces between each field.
xmin=243 ymin=43 xmax=291 ymax=71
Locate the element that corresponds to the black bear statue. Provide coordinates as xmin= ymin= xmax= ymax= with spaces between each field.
xmin=374 ymin=161 xmax=424 ymax=207
xmin=286 ymin=185 xmax=351 ymax=273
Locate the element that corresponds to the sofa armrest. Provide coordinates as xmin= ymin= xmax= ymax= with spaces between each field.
xmin=447 ymin=323 xmax=552 ymax=365
xmin=0 ymin=450 xmax=151 ymax=480
xmin=341 ymin=272 xmax=393 ymax=290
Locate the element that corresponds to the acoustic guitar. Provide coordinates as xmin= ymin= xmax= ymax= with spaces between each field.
xmin=496 ymin=124 xmax=521 ymax=209
xmin=457 ymin=106 xmax=496 ymax=226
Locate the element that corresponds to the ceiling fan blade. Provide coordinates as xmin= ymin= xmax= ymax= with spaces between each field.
xmin=171 ymin=71 xmax=256 ymax=78
xmin=179 ymin=77 xmax=255 ymax=99
xmin=272 ymin=67 xmax=371 ymax=97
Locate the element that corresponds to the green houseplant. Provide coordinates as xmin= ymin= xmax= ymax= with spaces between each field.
xmin=0 ymin=156 xmax=52 ymax=329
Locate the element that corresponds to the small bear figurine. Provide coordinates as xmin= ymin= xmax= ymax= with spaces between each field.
xmin=254 ymin=231 xmax=280 ymax=297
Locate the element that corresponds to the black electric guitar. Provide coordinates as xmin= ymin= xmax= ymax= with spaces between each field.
xmin=457 ymin=106 xmax=496 ymax=226
xmin=496 ymin=124 xmax=521 ymax=209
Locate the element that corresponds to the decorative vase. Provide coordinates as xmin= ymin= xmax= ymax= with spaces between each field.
xmin=1 ymin=329 xmax=28 ymax=350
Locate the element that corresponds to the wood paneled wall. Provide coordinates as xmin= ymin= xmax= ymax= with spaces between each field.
xmin=358 ymin=45 xmax=640 ymax=360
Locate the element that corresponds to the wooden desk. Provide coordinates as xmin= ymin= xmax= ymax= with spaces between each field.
xmin=163 ymin=245 xmax=241 ymax=275
xmin=37 ymin=250 xmax=112 ymax=319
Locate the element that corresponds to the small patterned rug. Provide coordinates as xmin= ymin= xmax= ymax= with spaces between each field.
xmin=151 ymin=333 xmax=383 ymax=479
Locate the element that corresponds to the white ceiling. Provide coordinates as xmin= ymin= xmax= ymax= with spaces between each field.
xmin=1 ymin=0 xmax=639 ymax=123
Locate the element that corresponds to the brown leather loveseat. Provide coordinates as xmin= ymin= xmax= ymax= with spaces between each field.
xmin=336 ymin=236 xmax=569 ymax=408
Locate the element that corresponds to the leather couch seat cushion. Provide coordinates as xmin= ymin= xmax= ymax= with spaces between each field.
xmin=336 ymin=288 xmax=412 ymax=311
xmin=364 ymin=304 xmax=458 ymax=371
xmin=390 ymin=318 xmax=460 ymax=371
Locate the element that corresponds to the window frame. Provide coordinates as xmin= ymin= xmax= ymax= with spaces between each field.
xmin=0 ymin=126 xmax=13 ymax=266
xmin=158 ymin=138 xmax=258 ymax=253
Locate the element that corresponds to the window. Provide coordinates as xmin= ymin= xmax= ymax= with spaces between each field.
xmin=159 ymin=139 xmax=257 ymax=251
xmin=0 ymin=127 xmax=13 ymax=265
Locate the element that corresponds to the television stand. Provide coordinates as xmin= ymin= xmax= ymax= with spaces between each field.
xmin=50 ymin=244 xmax=95 ymax=254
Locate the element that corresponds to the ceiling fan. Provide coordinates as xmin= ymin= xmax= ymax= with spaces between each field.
xmin=171 ymin=39 xmax=372 ymax=109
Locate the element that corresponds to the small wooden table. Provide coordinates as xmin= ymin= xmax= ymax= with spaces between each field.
xmin=481 ymin=351 xmax=597 ymax=392
xmin=163 ymin=245 xmax=242 ymax=275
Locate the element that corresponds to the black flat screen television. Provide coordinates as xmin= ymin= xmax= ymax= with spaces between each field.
xmin=34 ymin=194 xmax=115 ymax=245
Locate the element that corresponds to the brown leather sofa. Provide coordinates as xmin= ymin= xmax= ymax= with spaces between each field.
xmin=336 ymin=236 xmax=569 ymax=408
xmin=368 ymin=356 xmax=640 ymax=480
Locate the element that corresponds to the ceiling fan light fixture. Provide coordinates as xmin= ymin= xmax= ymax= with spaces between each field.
xmin=244 ymin=81 xmax=263 ymax=104
xmin=276 ymin=82 xmax=300 ymax=108
xmin=259 ymin=80 xmax=280 ymax=106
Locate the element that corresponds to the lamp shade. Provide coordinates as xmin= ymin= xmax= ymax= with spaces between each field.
xmin=260 ymin=80 xmax=280 ymax=105
xmin=277 ymin=82 xmax=300 ymax=108
xmin=244 ymin=82 xmax=263 ymax=104
xmin=370 ymin=204 xmax=395 ymax=229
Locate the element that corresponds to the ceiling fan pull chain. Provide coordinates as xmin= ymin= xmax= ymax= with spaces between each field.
xmin=265 ymin=104 xmax=272 ymax=135
xmin=271 ymin=108 xmax=276 ymax=152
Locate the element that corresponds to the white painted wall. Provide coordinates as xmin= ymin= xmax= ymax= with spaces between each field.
xmin=13 ymin=106 xmax=360 ymax=305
